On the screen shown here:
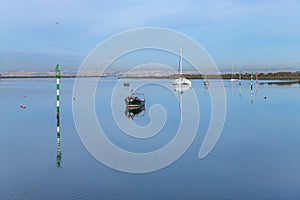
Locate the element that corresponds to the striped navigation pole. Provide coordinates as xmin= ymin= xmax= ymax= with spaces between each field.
xmin=250 ymin=72 xmax=253 ymax=105
xmin=55 ymin=64 xmax=60 ymax=134
xmin=55 ymin=64 xmax=62 ymax=168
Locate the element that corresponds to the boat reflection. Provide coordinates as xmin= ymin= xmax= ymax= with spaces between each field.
xmin=125 ymin=106 xmax=145 ymax=119
xmin=173 ymin=84 xmax=191 ymax=94
xmin=173 ymin=83 xmax=191 ymax=116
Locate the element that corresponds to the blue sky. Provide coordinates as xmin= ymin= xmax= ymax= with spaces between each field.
xmin=0 ymin=0 xmax=300 ymax=71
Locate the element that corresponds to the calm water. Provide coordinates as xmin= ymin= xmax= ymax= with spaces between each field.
xmin=1 ymin=78 xmax=300 ymax=199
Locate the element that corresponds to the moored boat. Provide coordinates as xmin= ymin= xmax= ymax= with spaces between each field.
xmin=172 ymin=49 xmax=192 ymax=87
xmin=125 ymin=90 xmax=145 ymax=108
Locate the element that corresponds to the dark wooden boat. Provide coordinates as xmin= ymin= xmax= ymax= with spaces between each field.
xmin=125 ymin=90 xmax=145 ymax=108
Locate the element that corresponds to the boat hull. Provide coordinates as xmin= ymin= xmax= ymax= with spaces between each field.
xmin=125 ymin=96 xmax=145 ymax=108
xmin=172 ymin=78 xmax=192 ymax=86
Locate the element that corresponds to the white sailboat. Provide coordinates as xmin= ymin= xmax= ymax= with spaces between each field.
xmin=230 ymin=62 xmax=237 ymax=82
xmin=204 ymin=73 xmax=209 ymax=86
xmin=173 ymin=49 xmax=192 ymax=87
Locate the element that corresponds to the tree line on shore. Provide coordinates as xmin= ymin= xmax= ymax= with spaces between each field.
xmin=1 ymin=71 xmax=300 ymax=80
xmin=185 ymin=71 xmax=300 ymax=80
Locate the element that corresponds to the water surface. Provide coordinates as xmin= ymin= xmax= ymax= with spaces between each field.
xmin=0 ymin=78 xmax=300 ymax=199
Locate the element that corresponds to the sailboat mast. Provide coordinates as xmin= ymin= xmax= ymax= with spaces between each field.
xmin=180 ymin=48 xmax=183 ymax=76
xmin=231 ymin=61 xmax=234 ymax=79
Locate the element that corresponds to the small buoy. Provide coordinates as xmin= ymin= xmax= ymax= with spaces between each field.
xmin=264 ymin=96 xmax=267 ymax=99
xmin=20 ymin=105 xmax=26 ymax=109
xmin=23 ymin=96 xmax=26 ymax=98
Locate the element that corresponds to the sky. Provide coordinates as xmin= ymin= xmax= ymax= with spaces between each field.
xmin=0 ymin=0 xmax=300 ymax=72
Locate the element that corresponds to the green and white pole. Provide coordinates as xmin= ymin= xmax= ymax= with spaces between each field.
xmin=250 ymin=72 xmax=253 ymax=91
xmin=55 ymin=64 xmax=62 ymax=168
xmin=55 ymin=64 xmax=60 ymax=134
xmin=250 ymin=72 xmax=253 ymax=105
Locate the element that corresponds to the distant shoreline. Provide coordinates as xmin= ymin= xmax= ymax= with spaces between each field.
xmin=0 ymin=75 xmax=106 ymax=79
xmin=121 ymin=71 xmax=300 ymax=80
xmin=0 ymin=71 xmax=299 ymax=80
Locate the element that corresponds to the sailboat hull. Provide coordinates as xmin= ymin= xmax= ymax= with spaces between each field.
xmin=172 ymin=78 xmax=192 ymax=86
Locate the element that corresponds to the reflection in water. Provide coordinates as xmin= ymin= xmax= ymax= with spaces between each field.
xmin=56 ymin=132 xmax=62 ymax=168
xmin=173 ymin=84 xmax=191 ymax=94
xmin=125 ymin=106 xmax=145 ymax=119
xmin=204 ymin=84 xmax=209 ymax=92
xmin=256 ymin=72 xmax=258 ymax=93
xmin=2 ymin=78 xmax=300 ymax=199
xmin=173 ymin=84 xmax=191 ymax=115
xmin=239 ymin=83 xmax=242 ymax=98
xmin=250 ymin=73 xmax=253 ymax=105
xmin=260 ymin=80 xmax=300 ymax=86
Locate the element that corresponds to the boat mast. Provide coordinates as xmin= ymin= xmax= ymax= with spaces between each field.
xmin=179 ymin=48 xmax=183 ymax=77
xmin=231 ymin=61 xmax=234 ymax=79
